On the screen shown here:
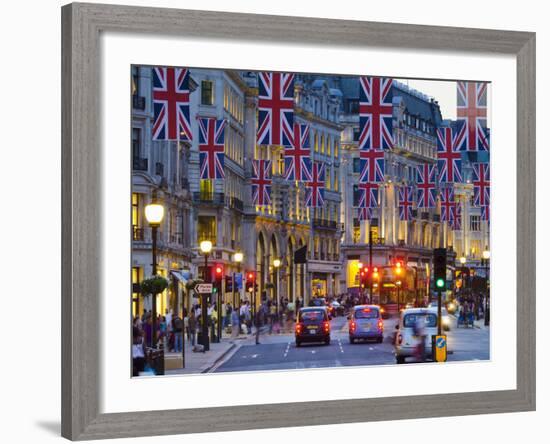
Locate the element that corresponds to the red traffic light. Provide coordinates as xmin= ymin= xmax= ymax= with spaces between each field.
xmin=215 ymin=265 xmax=223 ymax=275
xmin=246 ymin=271 xmax=255 ymax=281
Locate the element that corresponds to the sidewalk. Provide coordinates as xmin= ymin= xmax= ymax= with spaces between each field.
xmin=449 ymin=313 xmax=489 ymax=330
xmin=164 ymin=334 xmax=246 ymax=375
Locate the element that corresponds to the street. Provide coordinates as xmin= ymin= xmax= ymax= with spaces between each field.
xmin=212 ymin=315 xmax=490 ymax=373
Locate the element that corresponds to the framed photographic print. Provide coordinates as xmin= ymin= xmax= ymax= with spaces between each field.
xmin=61 ymin=2 xmax=536 ymax=440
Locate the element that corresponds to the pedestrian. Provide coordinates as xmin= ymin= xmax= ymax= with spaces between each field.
xmin=211 ymin=304 xmax=218 ymax=341
xmin=172 ymin=312 xmax=183 ymax=353
xmin=231 ymin=305 xmax=240 ymax=340
xmin=188 ymin=310 xmax=197 ymax=346
xmin=159 ymin=315 xmax=167 ymax=350
xmin=132 ymin=326 xmax=146 ymax=376
xmin=143 ymin=314 xmax=153 ymax=348
xmin=254 ymin=303 xmax=266 ymax=345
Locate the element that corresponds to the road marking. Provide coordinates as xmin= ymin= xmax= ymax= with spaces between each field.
xmin=338 ymin=339 xmax=344 ymax=353
xmin=369 ymin=347 xmax=374 ymax=351
xmin=283 ymin=341 xmax=290 ymax=358
xmin=311 ymin=350 xmax=316 ymax=354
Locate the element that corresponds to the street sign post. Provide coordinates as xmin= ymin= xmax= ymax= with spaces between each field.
xmin=195 ymin=283 xmax=213 ymax=294
xmin=432 ymin=334 xmax=447 ymax=362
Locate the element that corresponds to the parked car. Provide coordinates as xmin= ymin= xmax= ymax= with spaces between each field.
xmin=295 ymin=307 xmax=331 ymax=346
xmin=348 ymin=305 xmax=384 ymax=344
xmin=394 ymin=308 xmax=439 ymax=364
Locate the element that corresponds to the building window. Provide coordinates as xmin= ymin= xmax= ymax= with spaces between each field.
xmin=470 ymin=215 xmax=481 ymax=231
xmin=132 ymin=128 xmax=141 ymax=160
xmin=199 ymin=179 xmax=213 ymax=199
xmin=132 ymin=266 xmax=142 ymax=317
xmin=132 ymin=193 xmax=143 ymax=241
xmin=131 ymin=66 xmax=139 ymax=96
xmin=198 ymin=216 xmax=217 ymax=244
xmin=314 ymin=132 xmax=319 ymax=152
xmin=201 ymin=80 xmax=214 ymax=105
xmin=353 ymin=218 xmax=361 ymax=244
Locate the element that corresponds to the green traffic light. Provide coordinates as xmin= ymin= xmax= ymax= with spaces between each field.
xmin=436 ymin=278 xmax=445 ymax=288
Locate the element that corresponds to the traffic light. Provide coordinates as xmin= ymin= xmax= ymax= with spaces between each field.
xmin=372 ymin=266 xmax=379 ymax=281
xmin=213 ymin=264 xmax=224 ymax=294
xmin=360 ymin=268 xmax=369 ymax=288
xmin=245 ymin=271 xmax=256 ymax=293
xmin=433 ymin=248 xmax=447 ymax=290
xmin=395 ymin=261 xmax=403 ymax=276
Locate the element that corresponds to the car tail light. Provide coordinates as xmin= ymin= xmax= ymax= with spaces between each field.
xmin=323 ymin=321 xmax=330 ymax=332
xmin=350 ymin=321 xmax=356 ymax=332
xmin=377 ymin=319 xmax=383 ymax=330
xmin=397 ymin=334 xmax=403 ymax=345
xmin=295 ymin=323 xmax=302 ymax=334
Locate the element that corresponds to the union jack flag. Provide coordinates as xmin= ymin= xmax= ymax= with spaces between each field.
xmin=198 ymin=117 xmax=226 ymax=179
xmin=358 ymin=77 xmax=394 ymax=151
xmin=481 ymin=205 xmax=490 ymax=221
xmin=440 ymin=187 xmax=456 ymax=224
xmin=152 ymin=67 xmax=192 ymax=141
xmin=305 ymin=162 xmax=325 ymax=208
xmin=358 ymin=206 xmax=374 ymax=221
xmin=283 ymin=123 xmax=311 ymax=181
xmin=257 ymin=72 xmax=295 ymax=147
xmin=357 ymin=182 xmax=379 ymax=210
xmin=437 ymin=125 xmax=463 ymax=183
xmin=416 ymin=163 xmax=437 ymax=208
xmin=251 ymin=160 xmax=272 ymax=206
xmin=457 ymin=81 xmax=490 ymax=151
xmin=452 ymin=201 xmax=462 ymax=231
xmin=398 ymin=186 xmax=414 ymax=221
xmin=359 ymin=148 xmax=385 ymax=183
xmin=472 ymin=162 xmax=490 ymax=207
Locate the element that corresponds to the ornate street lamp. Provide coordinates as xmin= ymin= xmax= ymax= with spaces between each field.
xmin=273 ymin=259 xmax=281 ymax=314
xmin=145 ymin=202 xmax=165 ymax=348
xmin=199 ymin=240 xmax=213 ymax=351
xmin=233 ymin=251 xmax=243 ymax=307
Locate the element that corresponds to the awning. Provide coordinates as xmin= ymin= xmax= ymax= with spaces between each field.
xmin=170 ymin=271 xmax=188 ymax=284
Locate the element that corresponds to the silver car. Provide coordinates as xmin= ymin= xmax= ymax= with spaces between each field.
xmin=348 ymin=305 xmax=384 ymax=344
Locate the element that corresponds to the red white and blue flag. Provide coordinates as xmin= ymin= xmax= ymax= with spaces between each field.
xmin=358 ymin=77 xmax=393 ymax=151
xmin=357 ymin=182 xmax=379 ymax=211
xmin=440 ymin=187 xmax=456 ymax=224
xmin=359 ymin=148 xmax=385 ymax=183
xmin=457 ymin=81 xmax=490 ymax=151
xmin=437 ymin=126 xmax=463 ymax=183
xmin=305 ymin=162 xmax=325 ymax=208
xmin=251 ymin=160 xmax=272 ymax=206
xmin=398 ymin=186 xmax=414 ymax=221
xmin=416 ymin=163 xmax=437 ymax=208
xmin=198 ymin=117 xmax=226 ymax=179
xmin=257 ymin=72 xmax=295 ymax=147
xmin=152 ymin=67 xmax=192 ymax=141
xmin=452 ymin=201 xmax=462 ymax=231
xmin=283 ymin=123 xmax=312 ymax=181
xmin=472 ymin=162 xmax=490 ymax=220
xmin=358 ymin=207 xmax=374 ymax=221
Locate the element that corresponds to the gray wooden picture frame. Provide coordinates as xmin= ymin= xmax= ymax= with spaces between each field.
xmin=61 ymin=2 xmax=536 ymax=440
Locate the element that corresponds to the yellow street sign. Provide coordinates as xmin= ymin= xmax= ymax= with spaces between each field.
xmin=433 ymin=335 xmax=447 ymax=362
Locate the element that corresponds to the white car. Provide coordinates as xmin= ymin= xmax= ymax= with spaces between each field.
xmin=394 ymin=308 xmax=439 ymax=364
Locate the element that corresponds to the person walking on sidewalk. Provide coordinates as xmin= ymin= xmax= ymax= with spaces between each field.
xmin=231 ymin=305 xmax=240 ymax=340
xmin=188 ymin=310 xmax=197 ymax=346
xmin=172 ymin=312 xmax=183 ymax=353
xmin=254 ymin=303 xmax=267 ymax=345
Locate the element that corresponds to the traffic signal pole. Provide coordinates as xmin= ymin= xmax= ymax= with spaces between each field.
xmin=368 ymin=228 xmax=373 ymax=304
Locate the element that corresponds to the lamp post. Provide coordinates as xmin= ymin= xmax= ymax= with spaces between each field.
xmin=482 ymin=249 xmax=490 ymax=326
xmin=200 ymin=240 xmax=213 ymax=351
xmin=233 ymin=252 xmax=243 ymax=308
xmin=273 ymin=259 xmax=281 ymax=314
xmin=459 ymin=256 xmax=467 ymax=301
xmin=357 ymin=261 xmax=364 ymax=303
xmin=145 ymin=202 xmax=165 ymax=348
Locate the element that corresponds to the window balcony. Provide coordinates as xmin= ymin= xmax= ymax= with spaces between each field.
xmin=132 ymin=157 xmax=148 ymax=171
xmin=132 ymin=95 xmax=146 ymax=110
xmin=193 ymin=192 xmax=225 ymax=205
xmin=132 ymin=226 xmax=144 ymax=241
